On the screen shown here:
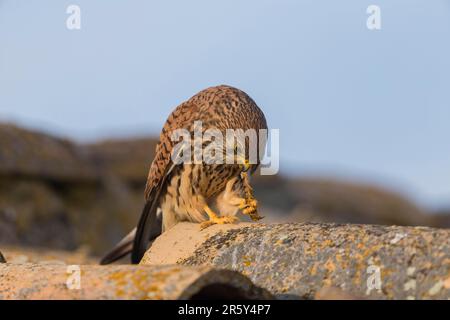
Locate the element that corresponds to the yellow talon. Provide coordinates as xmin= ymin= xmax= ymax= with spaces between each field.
xmin=200 ymin=205 xmax=239 ymax=230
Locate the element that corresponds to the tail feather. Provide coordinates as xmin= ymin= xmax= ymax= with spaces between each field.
xmin=99 ymin=228 xmax=136 ymax=265
xmin=131 ymin=193 xmax=163 ymax=263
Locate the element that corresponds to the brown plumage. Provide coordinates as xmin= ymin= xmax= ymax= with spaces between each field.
xmin=100 ymin=85 xmax=267 ymax=264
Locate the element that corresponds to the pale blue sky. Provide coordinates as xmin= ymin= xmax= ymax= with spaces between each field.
xmin=1 ymin=1 xmax=449 ymax=209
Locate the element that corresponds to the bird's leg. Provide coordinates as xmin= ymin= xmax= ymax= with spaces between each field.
xmin=238 ymin=172 xmax=264 ymax=221
xmin=200 ymin=205 xmax=239 ymax=230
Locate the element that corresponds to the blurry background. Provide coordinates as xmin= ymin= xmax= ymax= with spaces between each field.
xmin=0 ymin=1 xmax=449 ymax=256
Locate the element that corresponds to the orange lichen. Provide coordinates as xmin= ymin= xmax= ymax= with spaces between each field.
xmin=324 ymin=259 xmax=336 ymax=273
xmin=242 ymin=255 xmax=252 ymax=267
xmin=310 ymin=263 xmax=318 ymax=276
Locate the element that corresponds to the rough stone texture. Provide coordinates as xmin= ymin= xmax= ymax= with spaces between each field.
xmin=314 ymin=286 xmax=362 ymax=300
xmin=141 ymin=223 xmax=253 ymax=265
xmin=0 ymin=263 xmax=272 ymax=300
xmin=142 ymin=222 xmax=450 ymax=300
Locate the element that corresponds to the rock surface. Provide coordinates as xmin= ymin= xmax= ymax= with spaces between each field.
xmin=0 ymin=263 xmax=272 ymax=300
xmin=142 ymin=222 xmax=450 ymax=300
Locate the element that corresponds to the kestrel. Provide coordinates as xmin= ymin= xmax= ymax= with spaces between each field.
xmin=101 ymin=85 xmax=268 ymax=264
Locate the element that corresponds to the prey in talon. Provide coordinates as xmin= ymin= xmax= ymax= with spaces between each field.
xmin=100 ymin=85 xmax=268 ymax=265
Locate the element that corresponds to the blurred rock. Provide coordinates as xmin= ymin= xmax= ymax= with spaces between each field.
xmin=0 ymin=124 xmax=96 ymax=181
xmin=1 ymin=245 xmax=96 ymax=265
xmin=0 ymin=124 xmax=146 ymax=254
xmin=86 ymin=137 xmax=157 ymax=186
xmin=428 ymin=211 xmax=450 ymax=228
xmin=288 ymin=179 xmax=430 ymax=226
xmin=255 ymin=176 xmax=431 ymax=226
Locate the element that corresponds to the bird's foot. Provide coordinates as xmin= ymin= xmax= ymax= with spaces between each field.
xmin=239 ymin=198 xmax=264 ymax=221
xmin=201 ymin=205 xmax=239 ymax=230
xmin=200 ymin=215 xmax=239 ymax=230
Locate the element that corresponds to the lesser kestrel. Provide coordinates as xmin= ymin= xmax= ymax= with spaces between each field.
xmin=101 ymin=85 xmax=267 ymax=264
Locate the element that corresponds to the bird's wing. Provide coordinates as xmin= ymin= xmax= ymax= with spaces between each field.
xmin=100 ymin=100 xmax=198 ymax=265
xmin=131 ymin=143 xmax=185 ymax=263
xmin=131 ymin=164 xmax=171 ymax=263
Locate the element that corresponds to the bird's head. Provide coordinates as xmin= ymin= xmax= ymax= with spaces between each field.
xmin=200 ymin=135 xmax=253 ymax=172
